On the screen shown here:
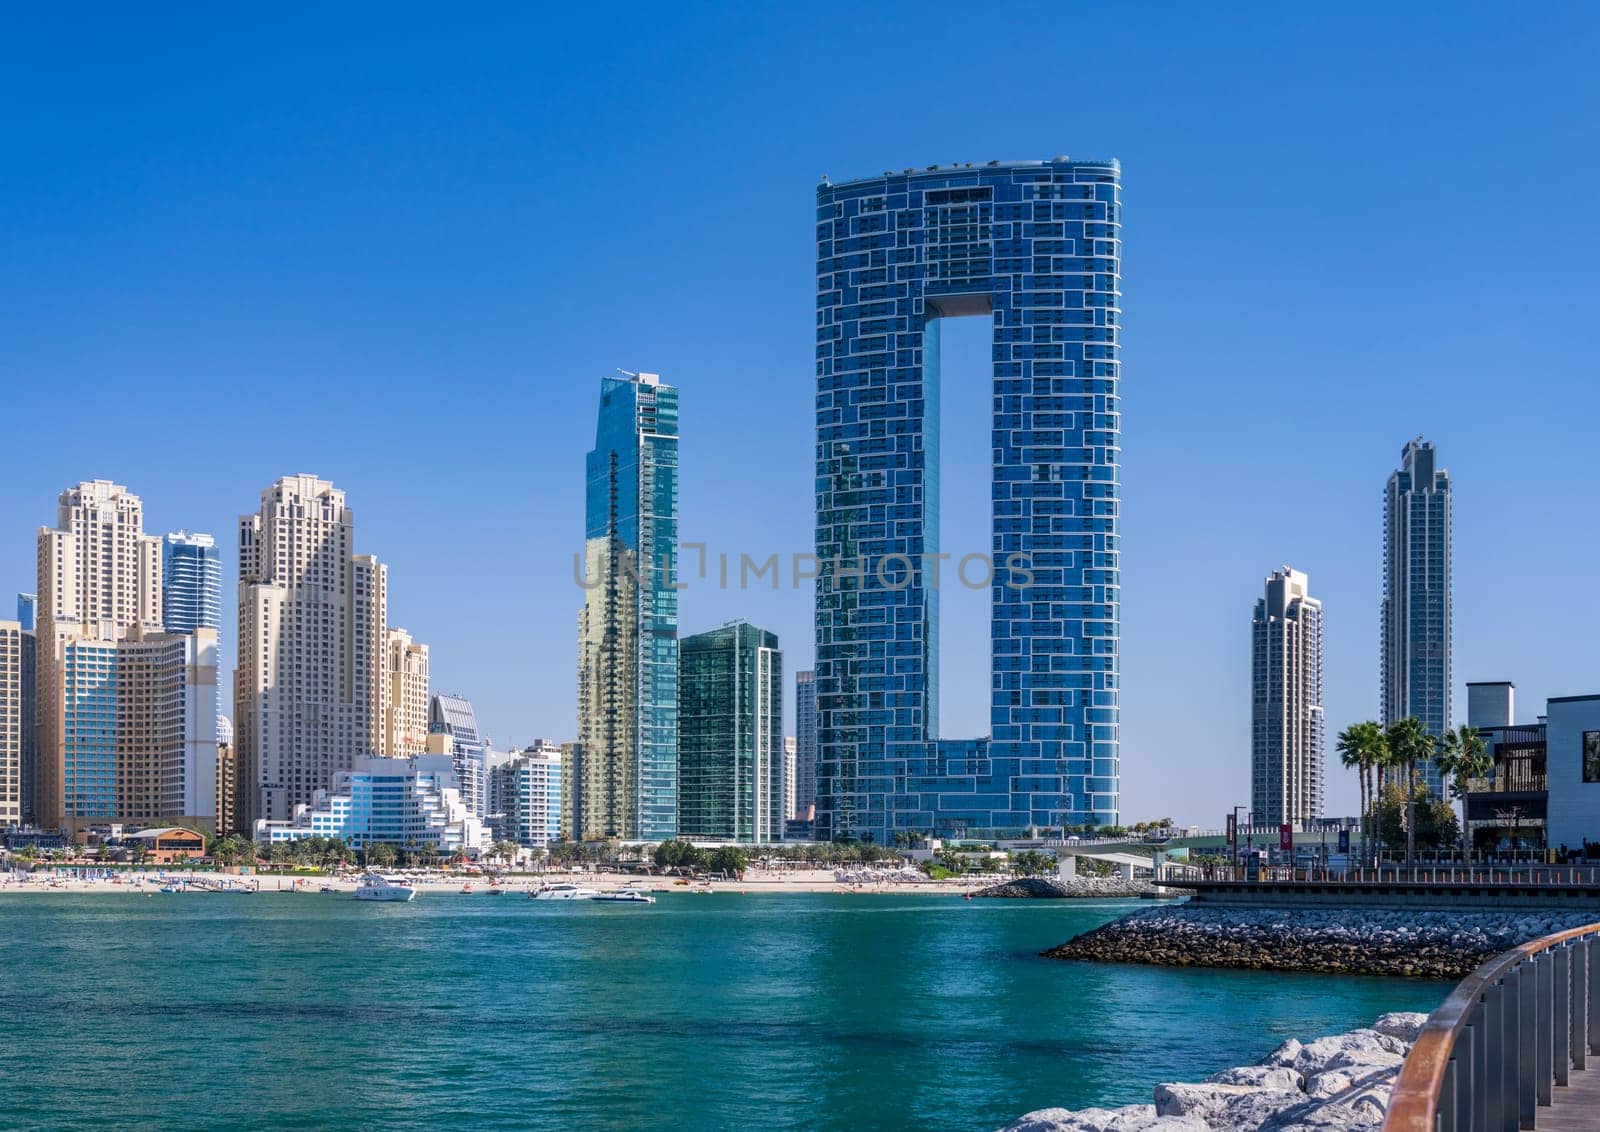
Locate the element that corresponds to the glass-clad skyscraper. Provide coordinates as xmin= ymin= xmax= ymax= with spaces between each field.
xmin=793 ymin=669 xmax=818 ymax=818
xmin=815 ymin=157 xmax=1122 ymax=843
xmin=679 ymin=621 xmax=783 ymax=844
xmin=1382 ymin=437 xmax=1452 ymax=797
xmin=163 ymin=530 xmax=221 ymax=632
xmin=576 ymin=371 xmax=679 ymax=841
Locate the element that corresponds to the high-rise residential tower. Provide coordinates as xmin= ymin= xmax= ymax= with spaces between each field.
xmin=35 ymin=481 xmax=162 ymax=829
xmin=235 ymin=475 xmax=386 ymax=827
xmin=1382 ymin=438 xmax=1452 ymax=797
xmin=815 ymin=158 xmax=1122 ymax=842
xmin=162 ymin=531 xmax=221 ymax=632
xmin=1 ymin=619 xmax=28 ymax=826
xmin=575 ymin=372 xmax=679 ymax=841
xmin=381 ymin=628 xmax=429 ymax=756
xmin=793 ymin=669 xmax=817 ymax=819
xmin=1251 ymin=567 xmax=1324 ymax=829
xmin=427 ymin=692 xmax=487 ymax=819
xmin=6 ymin=597 xmax=37 ymax=826
xmin=678 ymin=621 xmax=784 ymax=844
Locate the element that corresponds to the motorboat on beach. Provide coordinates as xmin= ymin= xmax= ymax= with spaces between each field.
xmin=353 ymin=873 xmax=416 ymax=902
xmin=530 ymin=882 xmax=599 ymax=901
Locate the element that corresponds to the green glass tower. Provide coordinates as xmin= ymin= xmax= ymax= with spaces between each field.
xmin=678 ymin=621 xmax=783 ymax=844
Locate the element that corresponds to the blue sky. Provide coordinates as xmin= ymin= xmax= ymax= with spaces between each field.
xmin=3 ymin=3 xmax=1596 ymax=823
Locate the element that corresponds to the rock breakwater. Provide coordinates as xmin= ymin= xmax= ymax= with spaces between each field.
xmin=975 ymin=876 xmax=1155 ymax=899
xmin=1044 ymin=906 xmax=1596 ymax=978
xmin=999 ymin=1013 xmax=1428 ymax=1131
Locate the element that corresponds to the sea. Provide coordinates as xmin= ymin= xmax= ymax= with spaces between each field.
xmin=0 ymin=892 xmax=1449 ymax=1131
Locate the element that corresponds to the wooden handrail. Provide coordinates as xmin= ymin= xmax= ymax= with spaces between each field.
xmin=1384 ymin=920 xmax=1600 ymax=1131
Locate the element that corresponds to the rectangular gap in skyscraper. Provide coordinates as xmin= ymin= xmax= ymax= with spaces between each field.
xmin=936 ymin=315 xmax=995 ymax=741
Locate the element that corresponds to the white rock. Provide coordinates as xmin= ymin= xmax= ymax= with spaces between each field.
xmin=1208 ymin=1065 xmax=1306 ymax=1092
xmin=998 ymin=1105 xmax=1179 ymax=1132
xmin=1371 ymin=1012 xmax=1428 ymax=1043
xmin=1304 ymin=1070 xmax=1353 ymax=1099
xmin=1154 ymin=1081 xmax=1303 ymax=1122
xmin=1262 ymin=1038 xmax=1304 ymax=1067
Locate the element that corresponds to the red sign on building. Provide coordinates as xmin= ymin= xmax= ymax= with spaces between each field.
xmin=1280 ymin=823 xmax=1293 ymax=851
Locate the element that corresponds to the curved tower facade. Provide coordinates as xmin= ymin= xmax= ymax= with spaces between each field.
xmin=814 ymin=157 xmax=1122 ymax=842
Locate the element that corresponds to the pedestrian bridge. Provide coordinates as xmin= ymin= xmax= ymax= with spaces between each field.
xmin=1056 ymin=850 xmax=1158 ymax=880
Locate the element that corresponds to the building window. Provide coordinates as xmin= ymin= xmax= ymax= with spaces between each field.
xmin=1585 ymin=732 xmax=1600 ymax=784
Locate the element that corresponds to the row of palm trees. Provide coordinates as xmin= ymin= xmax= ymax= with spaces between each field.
xmin=1337 ymin=716 xmax=1493 ymax=864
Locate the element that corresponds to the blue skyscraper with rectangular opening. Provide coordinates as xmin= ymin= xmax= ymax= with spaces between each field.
xmin=814 ymin=157 xmax=1121 ymax=843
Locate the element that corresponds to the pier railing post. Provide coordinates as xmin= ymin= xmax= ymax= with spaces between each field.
xmin=1555 ymin=945 xmax=1571 ymax=1086
xmin=1453 ymin=1023 xmax=1474 ymax=1132
xmin=1589 ymin=936 xmax=1600 ymax=1057
xmin=1484 ymin=982 xmax=1504 ymax=1131
xmin=1514 ymin=964 xmax=1535 ymax=1128
xmin=1574 ymin=938 xmax=1589 ymax=1071
xmin=1534 ymin=954 xmax=1552 ymax=1110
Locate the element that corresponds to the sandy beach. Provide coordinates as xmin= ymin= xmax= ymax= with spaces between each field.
xmin=0 ymin=867 xmax=999 ymax=898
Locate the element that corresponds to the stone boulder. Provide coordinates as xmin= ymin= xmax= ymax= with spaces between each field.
xmin=1371 ymin=1012 xmax=1428 ymax=1044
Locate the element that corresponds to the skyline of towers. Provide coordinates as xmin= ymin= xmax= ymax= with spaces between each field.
xmin=678 ymin=620 xmax=785 ymax=844
xmin=235 ymin=474 xmax=396 ymax=828
xmin=1382 ymin=438 xmax=1452 ymax=798
xmin=814 ymin=157 xmax=1123 ymax=842
xmin=1251 ymin=566 xmax=1325 ymax=829
xmin=575 ymin=371 xmax=680 ymax=841
xmin=162 ymin=530 xmax=221 ymax=633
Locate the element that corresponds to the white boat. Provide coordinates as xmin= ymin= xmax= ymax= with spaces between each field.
xmin=592 ymin=889 xmax=655 ymax=904
xmin=354 ymin=873 xmax=416 ymax=902
xmin=531 ymin=882 xmax=598 ymax=901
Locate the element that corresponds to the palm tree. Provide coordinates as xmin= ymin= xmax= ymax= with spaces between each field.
xmin=1336 ymin=721 xmax=1387 ymax=860
xmin=1385 ymin=716 xmax=1433 ymax=867
xmin=1435 ymin=725 xmax=1491 ymax=860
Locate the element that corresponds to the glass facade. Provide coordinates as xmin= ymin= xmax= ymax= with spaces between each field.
xmin=793 ymin=669 xmax=817 ymax=817
xmin=61 ymin=641 xmax=118 ymax=820
xmin=1382 ymin=438 xmax=1451 ymax=797
xmin=429 ymin=692 xmax=488 ymax=819
xmin=577 ymin=372 xmax=679 ymax=840
xmin=162 ymin=531 xmax=221 ymax=632
xmin=679 ymin=622 xmax=783 ymax=843
xmin=814 ymin=158 xmax=1122 ymax=842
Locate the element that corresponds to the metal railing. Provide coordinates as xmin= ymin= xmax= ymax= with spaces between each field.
xmin=1385 ymin=921 xmax=1600 ymax=1131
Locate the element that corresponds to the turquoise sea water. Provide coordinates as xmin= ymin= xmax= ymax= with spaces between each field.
xmin=0 ymin=893 xmax=1447 ymax=1131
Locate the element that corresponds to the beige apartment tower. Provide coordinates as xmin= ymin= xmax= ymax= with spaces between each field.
xmin=381 ymin=627 xmax=430 ymax=757
xmin=35 ymin=481 xmax=163 ymax=829
xmin=0 ymin=621 xmax=28 ymax=826
xmin=235 ymin=475 xmax=389 ymax=827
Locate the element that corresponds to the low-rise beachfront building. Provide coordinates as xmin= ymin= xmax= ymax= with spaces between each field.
xmin=122 ymin=826 xmax=206 ymax=863
xmin=1465 ymin=682 xmax=1600 ymax=855
xmin=251 ymin=756 xmax=488 ymax=856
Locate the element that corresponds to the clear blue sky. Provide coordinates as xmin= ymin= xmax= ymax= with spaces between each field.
xmin=3 ymin=3 xmax=1596 ymax=824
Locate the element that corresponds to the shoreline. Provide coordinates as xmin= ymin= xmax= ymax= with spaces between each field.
xmin=0 ymin=868 xmax=1037 ymax=898
xmin=1000 ymin=1012 xmax=1429 ymax=1132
